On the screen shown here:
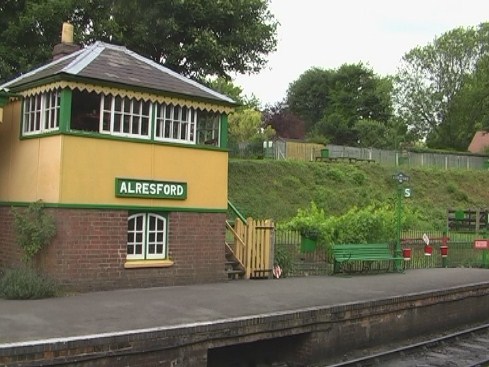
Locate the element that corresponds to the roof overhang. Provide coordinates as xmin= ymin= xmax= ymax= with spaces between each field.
xmin=9 ymin=75 xmax=237 ymax=114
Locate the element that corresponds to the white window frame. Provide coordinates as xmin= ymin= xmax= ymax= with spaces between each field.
xmin=100 ymin=95 xmax=151 ymax=139
xmin=154 ymin=104 xmax=196 ymax=144
xmin=127 ymin=213 xmax=167 ymax=260
xmin=22 ymin=90 xmax=60 ymax=135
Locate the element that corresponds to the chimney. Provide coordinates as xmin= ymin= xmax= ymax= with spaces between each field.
xmin=52 ymin=23 xmax=81 ymax=60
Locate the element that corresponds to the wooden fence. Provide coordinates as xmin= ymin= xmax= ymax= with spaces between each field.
xmin=232 ymin=218 xmax=274 ymax=279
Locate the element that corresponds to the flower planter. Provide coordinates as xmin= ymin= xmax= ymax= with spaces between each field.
xmin=320 ymin=148 xmax=329 ymax=158
xmin=440 ymin=245 xmax=448 ymax=257
xmin=402 ymin=248 xmax=412 ymax=261
xmin=424 ymin=245 xmax=433 ymax=256
xmin=300 ymin=236 xmax=317 ymax=253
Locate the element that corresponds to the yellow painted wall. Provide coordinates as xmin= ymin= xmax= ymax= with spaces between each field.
xmin=0 ymin=101 xmax=228 ymax=209
xmin=60 ymin=136 xmax=228 ymax=209
xmin=0 ymin=101 xmax=62 ymax=202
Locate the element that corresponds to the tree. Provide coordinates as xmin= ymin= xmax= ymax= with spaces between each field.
xmin=263 ymin=102 xmax=306 ymax=140
xmin=0 ymin=0 xmax=278 ymax=82
xmin=394 ymin=23 xmax=489 ymax=149
xmin=205 ymin=77 xmax=273 ymax=154
xmin=287 ymin=63 xmax=394 ymax=147
xmin=440 ymin=55 xmax=489 ymax=150
xmin=204 ymin=77 xmax=261 ymax=109
xmin=286 ymin=67 xmax=333 ymax=132
xmin=229 ymin=109 xmax=267 ymax=142
xmin=0 ymin=0 xmax=77 ymax=81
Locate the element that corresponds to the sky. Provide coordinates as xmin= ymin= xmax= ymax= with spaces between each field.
xmin=232 ymin=0 xmax=489 ymax=107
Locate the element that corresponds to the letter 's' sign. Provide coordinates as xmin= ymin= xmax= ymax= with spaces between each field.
xmin=115 ymin=178 xmax=187 ymax=200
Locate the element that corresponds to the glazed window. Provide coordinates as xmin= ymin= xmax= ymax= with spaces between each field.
xmin=127 ymin=213 xmax=167 ymax=260
xmin=101 ymin=95 xmax=151 ymax=138
xmin=197 ymin=111 xmax=220 ymax=145
xmin=154 ymin=104 xmax=196 ymax=144
xmin=70 ymin=90 xmax=100 ymax=132
xmin=22 ymin=90 xmax=60 ymax=135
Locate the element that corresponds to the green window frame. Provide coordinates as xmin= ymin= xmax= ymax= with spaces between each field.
xmin=197 ymin=111 xmax=220 ymax=146
xmin=25 ymin=89 xmax=227 ymax=148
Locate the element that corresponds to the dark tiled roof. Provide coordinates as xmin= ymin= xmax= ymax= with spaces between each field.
xmin=0 ymin=42 xmax=235 ymax=105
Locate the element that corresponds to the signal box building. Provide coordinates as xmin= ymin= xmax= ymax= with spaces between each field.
xmin=0 ymin=33 xmax=236 ymax=291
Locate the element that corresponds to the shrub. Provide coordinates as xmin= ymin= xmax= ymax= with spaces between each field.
xmin=282 ymin=202 xmax=333 ymax=242
xmin=282 ymin=202 xmax=431 ymax=247
xmin=0 ymin=267 xmax=58 ymax=299
xmin=12 ymin=200 xmax=56 ymax=263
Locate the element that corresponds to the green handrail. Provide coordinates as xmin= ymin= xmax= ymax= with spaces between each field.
xmin=228 ymin=200 xmax=246 ymax=223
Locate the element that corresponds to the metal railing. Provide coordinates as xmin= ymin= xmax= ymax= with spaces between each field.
xmin=273 ymin=228 xmax=489 ymax=276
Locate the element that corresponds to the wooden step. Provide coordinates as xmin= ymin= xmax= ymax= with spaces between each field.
xmin=226 ymin=269 xmax=245 ymax=280
xmin=250 ymin=269 xmax=273 ymax=280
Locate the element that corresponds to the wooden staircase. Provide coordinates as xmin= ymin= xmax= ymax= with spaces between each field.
xmin=225 ymin=242 xmax=245 ymax=280
xmin=225 ymin=214 xmax=274 ymax=280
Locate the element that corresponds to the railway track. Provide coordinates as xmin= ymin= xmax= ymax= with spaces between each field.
xmin=322 ymin=322 xmax=489 ymax=367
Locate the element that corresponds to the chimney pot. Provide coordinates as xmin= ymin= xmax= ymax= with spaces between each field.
xmin=52 ymin=23 xmax=81 ymax=60
xmin=61 ymin=22 xmax=74 ymax=44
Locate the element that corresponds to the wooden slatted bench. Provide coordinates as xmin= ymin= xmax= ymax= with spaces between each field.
xmin=332 ymin=243 xmax=403 ymax=274
xmin=315 ymin=156 xmax=375 ymax=164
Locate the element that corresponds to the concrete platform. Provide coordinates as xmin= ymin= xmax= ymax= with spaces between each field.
xmin=1 ymin=268 xmax=489 ymax=346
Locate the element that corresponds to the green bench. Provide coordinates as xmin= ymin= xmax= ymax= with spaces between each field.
xmin=332 ymin=243 xmax=403 ymax=274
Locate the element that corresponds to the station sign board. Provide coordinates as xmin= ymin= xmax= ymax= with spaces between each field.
xmin=115 ymin=178 xmax=187 ymax=200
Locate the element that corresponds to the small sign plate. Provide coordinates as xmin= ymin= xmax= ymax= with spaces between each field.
xmin=474 ymin=239 xmax=489 ymax=249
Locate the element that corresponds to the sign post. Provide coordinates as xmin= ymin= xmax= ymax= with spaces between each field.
xmin=474 ymin=234 xmax=489 ymax=268
xmin=392 ymin=172 xmax=410 ymax=272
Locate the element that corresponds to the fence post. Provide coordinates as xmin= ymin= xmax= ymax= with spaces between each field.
xmin=441 ymin=231 xmax=449 ymax=268
xmin=483 ymin=231 xmax=489 ymax=269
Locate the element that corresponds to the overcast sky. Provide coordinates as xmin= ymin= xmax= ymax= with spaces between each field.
xmin=232 ymin=0 xmax=489 ymax=107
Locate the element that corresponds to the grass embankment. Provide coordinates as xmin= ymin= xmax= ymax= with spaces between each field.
xmin=228 ymin=159 xmax=489 ymax=228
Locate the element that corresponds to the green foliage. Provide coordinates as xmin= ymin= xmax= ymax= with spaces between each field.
xmin=287 ymin=63 xmax=394 ymax=146
xmin=12 ymin=201 xmax=56 ymax=262
xmin=446 ymin=182 xmax=470 ymax=202
xmin=331 ymin=204 xmax=403 ymax=243
xmin=394 ymin=23 xmax=489 ymax=149
xmin=228 ymin=160 xmax=489 ymax=229
xmin=0 ymin=0 xmax=278 ymax=82
xmin=287 ymin=67 xmax=333 ymax=132
xmin=229 ymin=108 xmax=275 ymax=143
xmin=443 ymin=54 xmax=489 ymax=150
xmin=0 ymin=266 xmax=58 ymax=299
xmin=274 ymin=245 xmax=293 ymax=277
xmin=280 ymin=201 xmax=430 ymax=247
xmin=281 ymin=202 xmax=331 ymax=242
xmin=0 ymin=0 xmax=80 ymax=82
xmin=204 ymin=77 xmax=246 ymax=105
xmin=355 ymin=118 xmax=401 ymax=149
xmin=324 ymin=166 xmax=347 ymax=182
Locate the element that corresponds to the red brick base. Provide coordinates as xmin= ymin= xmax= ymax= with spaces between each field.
xmin=0 ymin=207 xmax=227 ymax=292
